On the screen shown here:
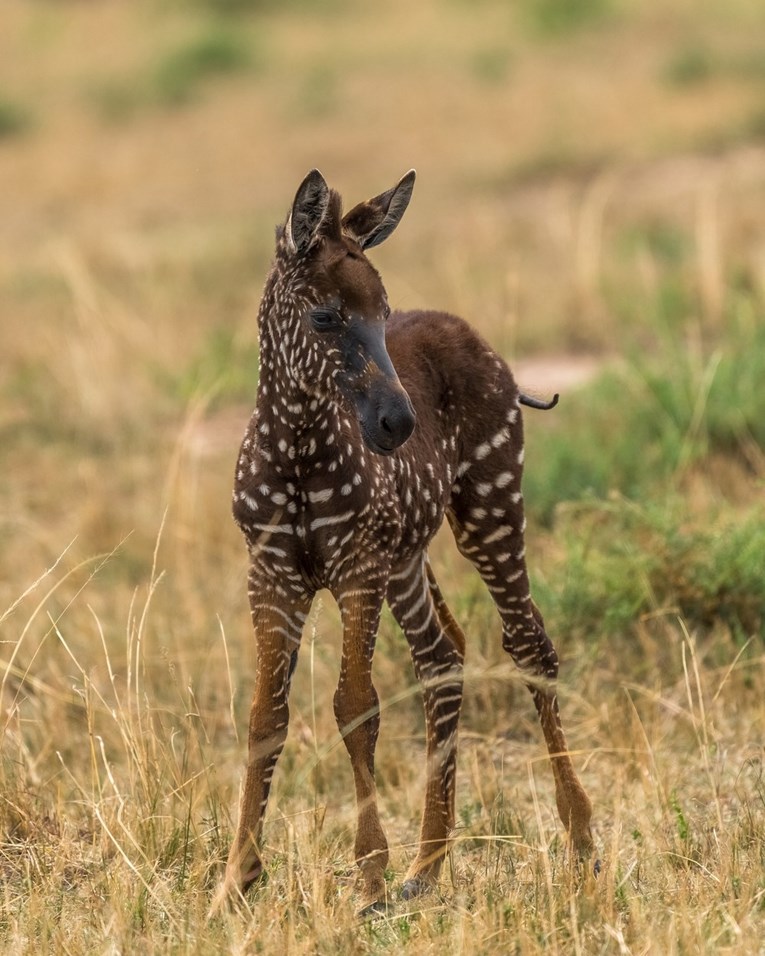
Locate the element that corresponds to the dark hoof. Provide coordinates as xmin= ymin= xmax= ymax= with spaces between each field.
xmin=401 ymin=877 xmax=430 ymax=901
xmin=357 ymin=899 xmax=389 ymax=920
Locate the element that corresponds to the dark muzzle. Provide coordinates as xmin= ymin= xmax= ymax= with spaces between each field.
xmin=340 ymin=318 xmax=416 ymax=455
xmin=358 ymin=382 xmax=416 ymax=455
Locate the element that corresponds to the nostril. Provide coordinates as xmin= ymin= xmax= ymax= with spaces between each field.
xmin=372 ymin=395 xmax=415 ymax=451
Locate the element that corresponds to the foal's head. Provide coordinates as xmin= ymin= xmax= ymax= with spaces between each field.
xmin=267 ymin=169 xmax=417 ymax=455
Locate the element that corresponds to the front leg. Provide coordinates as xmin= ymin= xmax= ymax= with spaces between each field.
xmin=211 ymin=581 xmax=311 ymax=911
xmin=333 ymin=579 xmax=389 ymax=912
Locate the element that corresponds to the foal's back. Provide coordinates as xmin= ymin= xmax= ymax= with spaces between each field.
xmin=388 ymin=308 xmax=522 ymax=483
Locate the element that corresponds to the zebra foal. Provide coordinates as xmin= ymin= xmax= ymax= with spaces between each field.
xmin=213 ymin=169 xmax=594 ymax=912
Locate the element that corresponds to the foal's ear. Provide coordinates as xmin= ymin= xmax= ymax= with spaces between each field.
xmin=286 ymin=169 xmax=331 ymax=254
xmin=342 ymin=169 xmax=416 ymax=250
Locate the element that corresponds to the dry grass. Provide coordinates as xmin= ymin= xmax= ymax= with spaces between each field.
xmin=2 ymin=0 xmax=765 ymax=952
xmin=3 ymin=539 xmax=764 ymax=952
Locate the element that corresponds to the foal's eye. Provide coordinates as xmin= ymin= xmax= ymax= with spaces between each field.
xmin=310 ymin=307 xmax=342 ymax=332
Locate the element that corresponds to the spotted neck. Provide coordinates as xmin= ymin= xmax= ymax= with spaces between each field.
xmin=253 ymin=275 xmax=353 ymax=481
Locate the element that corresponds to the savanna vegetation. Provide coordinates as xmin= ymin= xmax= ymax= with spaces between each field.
xmin=1 ymin=0 xmax=764 ymax=952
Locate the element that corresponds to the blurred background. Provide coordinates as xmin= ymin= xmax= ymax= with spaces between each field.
xmin=1 ymin=1 xmax=764 ymax=949
xmin=3 ymin=0 xmax=765 ymax=572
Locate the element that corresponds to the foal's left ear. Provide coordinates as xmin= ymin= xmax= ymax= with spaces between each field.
xmin=342 ymin=169 xmax=416 ymax=250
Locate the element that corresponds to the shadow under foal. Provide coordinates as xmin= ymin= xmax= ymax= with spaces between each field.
xmin=213 ymin=169 xmax=594 ymax=913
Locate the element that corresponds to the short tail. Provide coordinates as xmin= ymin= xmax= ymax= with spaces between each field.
xmin=519 ymin=391 xmax=559 ymax=411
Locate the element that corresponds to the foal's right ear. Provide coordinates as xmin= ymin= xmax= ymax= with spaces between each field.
xmin=342 ymin=169 xmax=416 ymax=250
xmin=285 ymin=169 xmax=331 ymax=254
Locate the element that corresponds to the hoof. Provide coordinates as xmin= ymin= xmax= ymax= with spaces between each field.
xmin=357 ymin=899 xmax=389 ymax=920
xmin=208 ymin=866 xmax=267 ymax=917
xmin=572 ymin=854 xmax=601 ymax=879
xmin=208 ymin=882 xmax=243 ymax=918
xmin=401 ymin=877 xmax=431 ymax=901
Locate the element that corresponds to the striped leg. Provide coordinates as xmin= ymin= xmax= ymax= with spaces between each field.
xmin=387 ymin=555 xmax=465 ymax=899
xmin=334 ymin=581 xmax=390 ymax=911
xmin=211 ymin=583 xmax=310 ymax=910
xmin=450 ymin=468 xmax=594 ymax=859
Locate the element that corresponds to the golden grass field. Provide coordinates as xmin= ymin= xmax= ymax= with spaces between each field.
xmin=1 ymin=1 xmax=765 ymax=952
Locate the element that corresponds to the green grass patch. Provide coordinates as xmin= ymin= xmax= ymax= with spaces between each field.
xmin=469 ymin=46 xmax=514 ymax=85
xmin=88 ymin=24 xmax=255 ymax=121
xmin=0 ymin=98 xmax=32 ymax=139
xmin=537 ymin=499 xmax=765 ymax=643
xmin=163 ymin=325 xmax=259 ymax=406
xmin=524 ymin=296 xmax=765 ymax=525
xmin=735 ymin=105 xmax=765 ymax=142
xmin=151 ymin=27 xmax=252 ymax=107
xmin=195 ymin=0 xmax=275 ymax=12
xmin=663 ymin=45 xmax=715 ymax=88
xmin=728 ymin=48 xmax=765 ymax=81
xmin=519 ymin=0 xmax=614 ymax=37
xmin=663 ymin=43 xmax=765 ymax=89
xmin=618 ymin=220 xmax=691 ymax=267
xmin=494 ymin=144 xmax=610 ymax=188
xmin=193 ymin=0 xmax=342 ymax=13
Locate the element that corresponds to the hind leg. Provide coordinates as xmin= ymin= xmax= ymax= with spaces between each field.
xmin=449 ymin=425 xmax=594 ymax=858
xmin=387 ymin=554 xmax=466 ymax=898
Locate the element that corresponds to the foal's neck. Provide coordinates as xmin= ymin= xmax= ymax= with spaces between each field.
xmin=255 ymin=308 xmax=351 ymax=482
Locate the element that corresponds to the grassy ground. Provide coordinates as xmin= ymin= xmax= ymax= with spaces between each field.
xmin=1 ymin=0 xmax=764 ymax=952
